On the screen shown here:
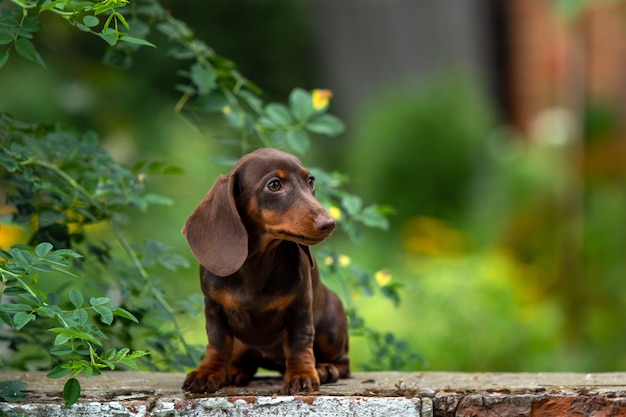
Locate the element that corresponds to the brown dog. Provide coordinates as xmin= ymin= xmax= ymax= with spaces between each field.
xmin=181 ymin=148 xmax=350 ymax=394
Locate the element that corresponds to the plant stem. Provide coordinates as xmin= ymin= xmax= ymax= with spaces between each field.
xmin=110 ymin=221 xmax=199 ymax=365
xmin=24 ymin=160 xmax=93 ymax=203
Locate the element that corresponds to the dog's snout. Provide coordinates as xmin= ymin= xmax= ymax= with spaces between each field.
xmin=315 ymin=215 xmax=336 ymax=235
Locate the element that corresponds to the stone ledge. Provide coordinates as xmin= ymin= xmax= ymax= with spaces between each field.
xmin=2 ymin=371 xmax=626 ymax=416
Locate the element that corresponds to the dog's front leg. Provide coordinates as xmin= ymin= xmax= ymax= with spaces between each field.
xmin=182 ymin=299 xmax=233 ymax=393
xmin=281 ymin=308 xmax=320 ymax=394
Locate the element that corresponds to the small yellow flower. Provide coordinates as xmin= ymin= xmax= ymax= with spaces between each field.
xmin=352 ymin=291 xmax=360 ymax=301
xmin=222 ymin=106 xmax=231 ymax=114
xmin=374 ymin=269 xmax=392 ymax=287
xmin=328 ymin=206 xmax=341 ymax=221
xmin=0 ymin=223 xmax=26 ymax=250
xmin=338 ymin=255 xmax=351 ymax=267
xmin=324 ymin=256 xmax=334 ymax=266
xmin=312 ymin=89 xmax=333 ymax=110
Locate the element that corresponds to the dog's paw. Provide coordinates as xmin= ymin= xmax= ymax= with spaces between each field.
xmin=182 ymin=367 xmax=227 ymax=393
xmin=281 ymin=370 xmax=320 ymax=394
xmin=228 ymin=364 xmax=255 ymax=387
xmin=316 ymin=363 xmax=340 ymax=384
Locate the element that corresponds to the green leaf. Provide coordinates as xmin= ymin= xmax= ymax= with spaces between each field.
xmin=289 ymin=88 xmax=314 ymax=121
xmin=46 ymin=364 xmax=72 ymax=379
xmin=2 ymin=286 xmax=27 ymax=296
xmin=240 ymin=90 xmax=263 ymax=114
xmin=0 ymin=380 xmax=28 ymax=402
xmin=265 ymin=103 xmax=292 ymax=126
xmin=116 ymin=347 xmax=129 ymax=360
xmin=306 ymin=114 xmax=345 ymax=136
xmin=111 ymin=307 xmax=138 ymax=323
xmin=54 ymin=333 xmax=72 ymax=345
xmin=120 ymin=35 xmax=156 ymax=48
xmin=0 ymin=29 xmax=13 ymax=45
xmin=270 ymin=130 xmax=287 ymax=148
xmin=36 ymin=305 xmax=57 ymax=318
xmin=89 ymin=296 xmax=109 ymax=307
xmin=190 ymin=63 xmax=217 ymax=95
xmin=93 ymin=305 xmax=113 ymax=325
xmin=82 ymin=15 xmax=99 ymax=28
xmin=31 ymin=262 xmax=53 ymax=272
xmin=35 ymin=242 xmax=53 ymax=258
xmin=285 ymin=129 xmax=310 ymax=155
xmin=118 ymin=358 xmax=139 ymax=369
xmin=0 ymin=303 xmax=32 ymax=312
xmin=342 ymin=194 xmax=363 ymax=216
xmin=48 ymin=327 xmax=102 ymax=346
xmin=63 ymin=378 xmax=81 ymax=408
xmin=257 ymin=116 xmax=277 ymax=129
xmin=75 ymin=22 xmax=92 ymax=33
xmin=13 ymin=312 xmax=36 ymax=330
xmin=14 ymin=38 xmax=45 ymax=67
xmin=99 ymin=29 xmax=117 ymax=46
xmin=114 ymin=13 xmax=130 ymax=30
xmin=359 ymin=205 xmax=390 ymax=230
xmin=0 ymin=309 xmax=11 ymax=326
xmin=0 ymin=50 xmax=9 ymax=69
xmin=9 ymin=248 xmax=34 ymax=269
xmin=143 ymin=193 xmax=174 ymax=206
xmin=49 ymin=248 xmax=83 ymax=259
xmin=104 ymin=348 xmax=116 ymax=361
xmin=47 ymin=292 xmax=60 ymax=306
xmin=50 ymin=344 xmax=74 ymax=356
xmin=69 ymin=289 xmax=83 ymax=308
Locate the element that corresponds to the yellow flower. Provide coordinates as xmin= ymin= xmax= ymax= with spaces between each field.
xmin=328 ymin=206 xmax=341 ymax=221
xmin=324 ymin=256 xmax=334 ymax=266
xmin=312 ymin=89 xmax=333 ymax=110
xmin=338 ymin=255 xmax=351 ymax=267
xmin=0 ymin=223 xmax=26 ymax=250
xmin=222 ymin=106 xmax=231 ymax=114
xmin=374 ymin=269 xmax=392 ymax=287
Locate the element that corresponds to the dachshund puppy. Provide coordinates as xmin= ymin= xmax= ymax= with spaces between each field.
xmin=182 ymin=148 xmax=350 ymax=394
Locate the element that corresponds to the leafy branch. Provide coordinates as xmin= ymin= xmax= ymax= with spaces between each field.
xmin=0 ymin=242 xmax=149 ymax=407
xmin=0 ymin=114 xmax=195 ymax=406
xmin=0 ymin=0 xmax=154 ymax=69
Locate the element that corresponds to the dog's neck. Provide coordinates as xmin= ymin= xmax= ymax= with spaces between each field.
xmin=239 ymin=239 xmax=300 ymax=293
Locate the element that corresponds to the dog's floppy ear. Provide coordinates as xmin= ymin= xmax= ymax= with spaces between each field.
xmin=182 ymin=174 xmax=248 ymax=277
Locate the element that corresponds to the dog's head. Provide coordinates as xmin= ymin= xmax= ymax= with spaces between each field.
xmin=182 ymin=148 xmax=336 ymax=277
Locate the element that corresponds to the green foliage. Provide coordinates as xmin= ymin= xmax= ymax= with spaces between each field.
xmin=318 ymin=251 xmax=421 ymax=370
xmin=0 ymin=114 xmax=198 ymax=406
xmin=0 ymin=240 xmax=150 ymax=407
xmin=0 ymin=0 xmax=154 ymax=69
xmin=346 ymin=79 xmax=492 ymax=224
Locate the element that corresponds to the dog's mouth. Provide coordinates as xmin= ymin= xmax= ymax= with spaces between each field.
xmin=277 ymin=231 xmax=330 ymax=246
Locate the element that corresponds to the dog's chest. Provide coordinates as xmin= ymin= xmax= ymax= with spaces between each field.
xmin=210 ymin=287 xmax=294 ymax=325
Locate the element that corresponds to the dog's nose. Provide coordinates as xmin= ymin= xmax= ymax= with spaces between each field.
xmin=315 ymin=216 xmax=336 ymax=235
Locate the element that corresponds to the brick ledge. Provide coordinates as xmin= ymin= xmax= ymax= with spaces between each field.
xmin=2 ymin=371 xmax=626 ymax=416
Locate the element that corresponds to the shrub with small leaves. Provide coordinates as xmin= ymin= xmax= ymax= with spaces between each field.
xmin=0 ymin=116 xmax=195 ymax=407
xmin=0 ymin=242 xmax=149 ymax=407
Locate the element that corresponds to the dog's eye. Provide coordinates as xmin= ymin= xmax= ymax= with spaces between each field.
xmin=267 ymin=179 xmax=282 ymax=192
xmin=307 ymin=176 xmax=315 ymax=191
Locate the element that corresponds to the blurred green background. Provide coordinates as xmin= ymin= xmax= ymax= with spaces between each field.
xmin=2 ymin=0 xmax=626 ymax=372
